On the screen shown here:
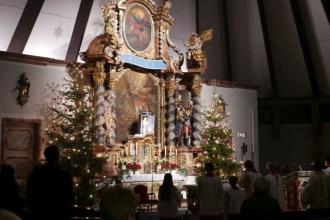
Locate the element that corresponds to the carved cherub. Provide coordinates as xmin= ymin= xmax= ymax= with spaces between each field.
xmin=186 ymin=29 xmax=213 ymax=68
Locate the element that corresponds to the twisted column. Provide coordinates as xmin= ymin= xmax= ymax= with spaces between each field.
xmin=166 ymin=76 xmax=176 ymax=147
xmin=191 ymin=74 xmax=202 ymax=147
xmin=93 ymin=61 xmax=106 ymax=146
xmin=105 ymin=74 xmax=117 ymax=146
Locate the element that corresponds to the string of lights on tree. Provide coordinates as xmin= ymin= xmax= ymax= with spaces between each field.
xmin=198 ymin=89 xmax=240 ymax=179
xmin=45 ymin=64 xmax=107 ymax=207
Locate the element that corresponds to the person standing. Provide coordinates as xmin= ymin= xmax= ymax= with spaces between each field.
xmin=224 ymin=176 xmax=244 ymax=215
xmin=100 ymin=186 xmax=137 ymax=220
xmin=157 ymin=173 xmax=182 ymax=220
xmin=323 ymin=156 xmax=330 ymax=176
xmin=28 ymin=145 xmax=74 ymax=220
xmin=0 ymin=164 xmax=22 ymax=216
xmin=198 ymin=162 xmax=224 ymax=220
xmin=265 ymin=162 xmax=285 ymax=210
xmin=302 ymin=159 xmax=330 ymax=209
xmin=240 ymin=178 xmax=281 ymax=220
xmin=239 ymin=160 xmax=262 ymax=199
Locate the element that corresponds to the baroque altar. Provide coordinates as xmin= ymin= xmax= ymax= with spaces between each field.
xmin=67 ymin=0 xmax=213 ymax=177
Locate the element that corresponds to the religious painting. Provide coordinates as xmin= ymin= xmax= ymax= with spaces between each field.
xmin=123 ymin=3 xmax=153 ymax=52
xmin=115 ymin=69 xmax=159 ymax=142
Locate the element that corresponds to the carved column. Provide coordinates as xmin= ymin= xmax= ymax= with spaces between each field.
xmin=93 ymin=61 xmax=106 ymax=146
xmin=191 ymin=74 xmax=202 ymax=147
xmin=105 ymin=69 xmax=117 ymax=147
xmin=165 ymin=75 xmax=176 ymax=147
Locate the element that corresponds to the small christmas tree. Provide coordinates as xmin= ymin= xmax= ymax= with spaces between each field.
xmin=200 ymin=94 xmax=240 ymax=179
xmin=45 ymin=64 xmax=107 ymax=207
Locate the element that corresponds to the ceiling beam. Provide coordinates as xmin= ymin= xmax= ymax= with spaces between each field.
xmin=290 ymin=0 xmax=320 ymax=97
xmin=66 ymin=0 xmax=94 ymax=61
xmin=196 ymin=0 xmax=200 ymax=34
xmin=7 ymin=0 xmax=45 ymax=53
xmin=222 ymin=0 xmax=233 ymax=81
xmin=321 ymin=0 xmax=330 ymax=25
xmin=257 ymin=0 xmax=278 ymax=98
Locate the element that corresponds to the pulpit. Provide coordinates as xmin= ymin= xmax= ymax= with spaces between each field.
xmin=283 ymin=171 xmax=312 ymax=211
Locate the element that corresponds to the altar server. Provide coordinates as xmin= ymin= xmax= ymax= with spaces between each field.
xmin=265 ymin=162 xmax=285 ymax=210
xmin=198 ymin=162 xmax=224 ymax=220
xmin=239 ymin=160 xmax=262 ymax=199
xmin=224 ymin=176 xmax=244 ymax=214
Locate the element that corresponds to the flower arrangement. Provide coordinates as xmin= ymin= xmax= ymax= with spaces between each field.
xmin=126 ymin=162 xmax=142 ymax=171
xmin=160 ymin=161 xmax=179 ymax=171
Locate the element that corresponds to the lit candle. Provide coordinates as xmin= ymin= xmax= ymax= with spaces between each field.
xmin=135 ymin=144 xmax=138 ymax=158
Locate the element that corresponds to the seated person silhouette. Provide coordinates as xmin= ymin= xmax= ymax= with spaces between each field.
xmin=28 ymin=145 xmax=74 ymax=220
xmin=0 ymin=164 xmax=22 ymax=216
xmin=240 ymin=177 xmax=281 ymax=220
xmin=100 ymin=186 xmax=137 ymax=220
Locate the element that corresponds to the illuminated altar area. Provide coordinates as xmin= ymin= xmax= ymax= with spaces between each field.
xmin=64 ymin=0 xmax=215 ymax=184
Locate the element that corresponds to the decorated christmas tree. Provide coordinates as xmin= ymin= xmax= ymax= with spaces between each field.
xmin=200 ymin=93 xmax=240 ymax=179
xmin=45 ymin=64 xmax=107 ymax=207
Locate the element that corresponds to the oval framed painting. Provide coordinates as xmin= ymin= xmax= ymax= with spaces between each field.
xmin=123 ymin=3 xmax=153 ymax=52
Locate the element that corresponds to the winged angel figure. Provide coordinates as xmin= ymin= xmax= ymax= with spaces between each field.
xmin=186 ymin=29 xmax=213 ymax=69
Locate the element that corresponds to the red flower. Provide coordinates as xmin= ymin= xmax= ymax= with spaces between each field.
xmin=160 ymin=162 xmax=179 ymax=170
xmin=126 ymin=162 xmax=142 ymax=171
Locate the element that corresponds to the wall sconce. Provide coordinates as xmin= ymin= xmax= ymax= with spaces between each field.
xmin=14 ymin=73 xmax=30 ymax=106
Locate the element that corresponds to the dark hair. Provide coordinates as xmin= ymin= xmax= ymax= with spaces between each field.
xmin=244 ymin=160 xmax=256 ymax=172
xmin=205 ymin=162 xmax=214 ymax=173
xmin=44 ymin=145 xmax=59 ymax=163
xmin=159 ymin=173 xmax=174 ymax=201
xmin=0 ymin=164 xmax=15 ymax=177
xmin=228 ymin=176 xmax=239 ymax=190
xmin=325 ymin=156 xmax=330 ymax=163
xmin=100 ymin=186 xmax=137 ymax=220
xmin=312 ymin=159 xmax=324 ymax=171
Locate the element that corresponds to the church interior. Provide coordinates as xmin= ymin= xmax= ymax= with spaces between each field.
xmin=1 ymin=0 xmax=330 ymax=219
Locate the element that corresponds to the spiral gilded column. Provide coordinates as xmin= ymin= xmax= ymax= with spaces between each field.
xmin=166 ymin=76 xmax=176 ymax=147
xmin=191 ymin=74 xmax=202 ymax=147
xmin=93 ymin=61 xmax=106 ymax=146
xmin=105 ymin=75 xmax=117 ymax=146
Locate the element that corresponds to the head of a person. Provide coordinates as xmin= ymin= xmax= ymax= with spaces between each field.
xmin=162 ymin=173 xmax=173 ymax=187
xmin=204 ymin=162 xmax=214 ymax=174
xmin=253 ymin=177 xmax=270 ymax=195
xmin=44 ymin=145 xmax=60 ymax=164
xmin=228 ymin=176 xmax=238 ymax=187
xmin=0 ymin=164 xmax=15 ymax=179
xmin=100 ymin=186 xmax=137 ymax=220
xmin=266 ymin=161 xmax=276 ymax=173
xmin=311 ymin=159 xmax=324 ymax=171
xmin=244 ymin=160 xmax=255 ymax=171
xmin=325 ymin=156 xmax=330 ymax=166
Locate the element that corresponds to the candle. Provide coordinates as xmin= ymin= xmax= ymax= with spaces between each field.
xmin=251 ymin=109 xmax=255 ymax=153
xmin=176 ymin=149 xmax=178 ymax=156
xmin=158 ymin=144 xmax=161 ymax=157
xmin=135 ymin=144 xmax=137 ymax=158
xmin=165 ymin=146 xmax=167 ymax=157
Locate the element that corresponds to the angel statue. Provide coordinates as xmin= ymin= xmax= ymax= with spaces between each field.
xmin=186 ymin=29 xmax=213 ymax=69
